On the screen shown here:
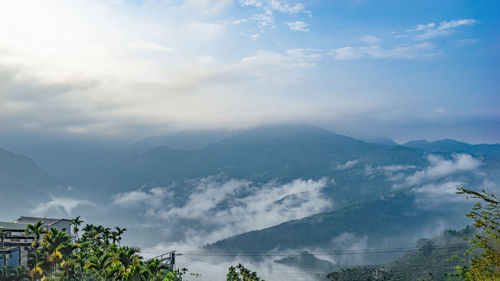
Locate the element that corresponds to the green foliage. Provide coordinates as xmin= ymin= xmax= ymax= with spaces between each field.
xmin=0 ymin=230 xmax=11 ymax=248
xmin=326 ymin=186 xmax=500 ymax=281
xmin=0 ymin=266 xmax=29 ymax=281
xmin=326 ymin=265 xmax=393 ymax=281
xmin=326 ymin=227 xmax=473 ymax=281
xmin=453 ymin=187 xmax=500 ymax=281
xmin=385 ymin=228 xmax=472 ymax=281
xmin=227 ymin=264 xmax=264 ymax=281
xmin=0 ymin=218 xmax=184 ymax=281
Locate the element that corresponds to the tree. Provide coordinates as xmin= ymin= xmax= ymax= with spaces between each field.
xmin=13 ymin=220 xmax=182 ymax=281
xmin=453 ymin=187 xmax=500 ymax=280
xmin=71 ymin=216 xmax=84 ymax=240
xmin=227 ymin=264 xmax=264 ymax=281
xmin=114 ymin=227 xmax=127 ymax=246
xmin=0 ymin=230 xmax=11 ymax=249
xmin=326 ymin=265 xmax=393 ymax=281
xmin=24 ymin=220 xmax=45 ymax=273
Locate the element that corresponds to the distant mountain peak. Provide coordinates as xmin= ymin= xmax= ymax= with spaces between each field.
xmin=404 ymin=139 xmax=472 ymax=152
xmin=216 ymin=124 xmax=364 ymax=145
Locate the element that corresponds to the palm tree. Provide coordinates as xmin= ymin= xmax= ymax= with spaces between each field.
xmin=73 ymin=247 xmax=88 ymax=280
xmin=111 ymin=231 xmax=119 ymax=245
xmin=103 ymin=227 xmax=112 ymax=246
xmin=117 ymin=246 xmax=141 ymax=269
xmin=0 ymin=229 xmax=11 ymax=248
xmin=42 ymin=228 xmax=70 ymax=254
xmin=146 ymin=259 xmax=169 ymax=281
xmin=115 ymin=227 xmax=127 ymax=246
xmin=71 ymin=216 xmax=84 ymax=240
xmin=25 ymin=221 xmax=45 ymax=271
xmin=59 ymin=243 xmax=80 ymax=280
xmin=85 ymin=250 xmax=113 ymax=280
xmin=41 ymin=227 xmax=71 ymax=275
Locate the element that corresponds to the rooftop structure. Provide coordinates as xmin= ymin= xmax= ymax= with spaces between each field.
xmin=0 ymin=221 xmax=29 ymax=231
xmin=0 ymin=216 xmax=73 ymax=268
xmin=15 ymin=216 xmax=72 ymax=227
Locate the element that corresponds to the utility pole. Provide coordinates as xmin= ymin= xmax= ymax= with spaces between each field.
xmin=171 ymin=251 xmax=176 ymax=269
xmin=153 ymin=250 xmax=178 ymax=271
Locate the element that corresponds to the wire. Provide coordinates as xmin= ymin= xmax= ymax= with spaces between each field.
xmin=174 ymin=244 xmax=468 ymax=257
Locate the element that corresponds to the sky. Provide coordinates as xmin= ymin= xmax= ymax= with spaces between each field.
xmin=0 ymin=0 xmax=499 ymax=143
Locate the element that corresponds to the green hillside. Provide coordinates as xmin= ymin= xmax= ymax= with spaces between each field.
xmin=206 ymin=191 xmax=470 ymax=256
xmin=325 ymin=227 xmax=474 ymax=281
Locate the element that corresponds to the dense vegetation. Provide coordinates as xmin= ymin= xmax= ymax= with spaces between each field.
xmin=226 ymin=264 xmax=264 ymax=281
xmin=453 ymin=188 xmax=499 ymax=280
xmin=207 ymin=191 xmax=469 ymax=255
xmin=0 ymin=217 xmax=184 ymax=281
xmin=0 ymin=219 xmax=267 ymax=281
xmin=326 ymin=188 xmax=500 ymax=281
xmin=323 ymin=227 xmax=472 ymax=281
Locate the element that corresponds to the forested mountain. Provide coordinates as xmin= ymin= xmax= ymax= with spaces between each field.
xmin=404 ymin=139 xmax=500 ymax=154
xmin=82 ymin=125 xmax=428 ymax=198
xmin=325 ymin=227 xmax=474 ymax=281
xmin=1 ymin=125 xmax=497 ymax=266
xmin=274 ymin=251 xmax=336 ymax=277
xmin=205 ymin=191 xmax=469 ymax=256
xmin=130 ymin=129 xmax=233 ymax=152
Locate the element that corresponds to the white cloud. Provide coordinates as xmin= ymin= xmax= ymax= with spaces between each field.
xmin=147 ymin=177 xmax=331 ymax=244
xmin=32 ymin=197 xmax=95 ymax=216
xmin=250 ymin=13 xmax=275 ymax=28
xmin=129 ymin=40 xmax=173 ymax=52
xmin=0 ymin=45 xmax=326 ymax=137
xmin=414 ymin=22 xmax=436 ymax=31
xmin=415 ymin=19 xmax=478 ymax=40
xmin=438 ymin=19 xmax=478 ymax=30
xmin=382 ymin=165 xmax=416 ymax=172
xmin=359 ymin=35 xmax=380 ymax=44
xmin=413 ymin=181 xmax=464 ymax=195
xmin=241 ymin=0 xmax=309 ymax=32
xmin=236 ymin=48 xmax=322 ymax=79
xmin=183 ymin=0 xmax=233 ymax=15
xmin=240 ymin=0 xmax=306 ymax=15
xmin=113 ymin=187 xmax=171 ymax=207
xmin=250 ymin=33 xmax=260 ymax=40
xmin=335 ymin=160 xmax=359 ymax=170
xmin=363 ymin=164 xmax=416 ymax=181
xmin=330 ymin=43 xmax=436 ymax=60
xmin=142 ymin=241 xmax=316 ymax=280
xmin=196 ymin=55 xmax=217 ymax=64
xmin=405 ymin=154 xmax=482 ymax=186
xmin=183 ymin=22 xmax=226 ymax=40
xmin=286 ymin=21 xmax=310 ymax=32
xmin=456 ymin=38 xmax=479 ymax=46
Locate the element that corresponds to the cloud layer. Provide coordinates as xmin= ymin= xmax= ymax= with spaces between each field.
xmin=0 ymin=0 xmax=496 ymax=144
xmin=114 ymin=177 xmax=332 ymax=245
xmin=32 ymin=197 xmax=95 ymax=216
xmin=404 ymin=154 xmax=482 ymax=186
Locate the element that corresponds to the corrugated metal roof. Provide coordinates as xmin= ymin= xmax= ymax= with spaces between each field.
xmin=15 ymin=216 xmax=71 ymax=226
xmin=0 ymin=221 xmax=28 ymax=230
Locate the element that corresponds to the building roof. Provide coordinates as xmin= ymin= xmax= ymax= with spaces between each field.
xmin=0 ymin=221 xmax=28 ymax=231
xmin=15 ymin=216 xmax=71 ymax=226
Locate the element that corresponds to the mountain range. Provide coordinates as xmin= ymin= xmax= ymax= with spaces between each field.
xmin=0 ymin=124 xmax=498 ymax=267
xmin=0 ymin=147 xmax=63 ymax=217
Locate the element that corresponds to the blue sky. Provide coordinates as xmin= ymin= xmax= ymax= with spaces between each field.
xmin=0 ymin=0 xmax=498 ymax=143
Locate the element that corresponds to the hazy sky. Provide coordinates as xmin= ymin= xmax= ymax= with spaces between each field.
xmin=0 ymin=0 xmax=498 ymax=143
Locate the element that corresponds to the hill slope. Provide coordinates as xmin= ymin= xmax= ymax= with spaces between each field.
xmin=206 ymin=191 xmax=470 ymax=258
xmin=0 ymin=147 xmax=64 ymax=217
xmin=86 ymin=125 xmax=427 ymax=199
